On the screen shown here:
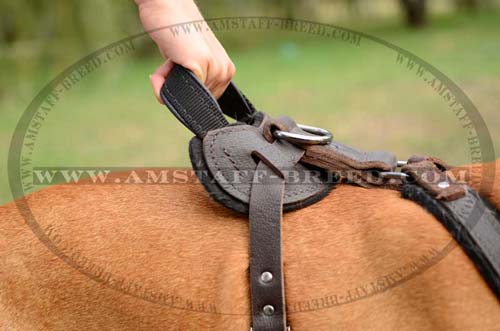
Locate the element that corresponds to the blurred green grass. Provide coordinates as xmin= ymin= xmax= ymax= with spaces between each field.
xmin=1 ymin=11 xmax=499 ymax=204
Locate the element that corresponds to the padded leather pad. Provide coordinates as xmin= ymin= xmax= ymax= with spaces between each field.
xmin=189 ymin=125 xmax=334 ymax=214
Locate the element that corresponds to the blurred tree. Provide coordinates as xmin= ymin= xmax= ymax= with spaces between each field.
xmin=455 ymin=0 xmax=476 ymax=10
xmin=264 ymin=0 xmax=298 ymax=19
xmin=400 ymin=0 xmax=427 ymax=27
xmin=346 ymin=0 xmax=361 ymax=16
xmin=455 ymin=0 xmax=481 ymax=11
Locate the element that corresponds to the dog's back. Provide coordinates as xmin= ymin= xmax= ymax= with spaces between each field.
xmin=1 ymin=162 xmax=500 ymax=330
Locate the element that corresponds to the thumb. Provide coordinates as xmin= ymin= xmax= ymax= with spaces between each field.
xmin=149 ymin=60 xmax=174 ymax=104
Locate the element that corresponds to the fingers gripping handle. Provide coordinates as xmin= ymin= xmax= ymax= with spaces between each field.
xmin=160 ymin=64 xmax=229 ymax=138
xmin=160 ymin=64 xmax=256 ymax=137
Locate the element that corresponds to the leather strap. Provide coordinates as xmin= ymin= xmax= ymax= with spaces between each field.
xmin=249 ymin=161 xmax=287 ymax=331
xmin=303 ymin=143 xmax=397 ymax=172
xmin=403 ymin=184 xmax=500 ymax=297
xmin=249 ymin=139 xmax=304 ymax=331
xmin=402 ymin=157 xmax=466 ymax=200
xmin=268 ymin=117 xmax=398 ymax=188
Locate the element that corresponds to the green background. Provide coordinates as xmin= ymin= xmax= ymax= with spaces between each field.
xmin=1 ymin=2 xmax=499 ymax=205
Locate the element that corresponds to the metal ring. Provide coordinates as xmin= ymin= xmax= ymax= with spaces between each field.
xmin=378 ymin=171 xmax=409 ymax=180
xmin=273 ymin=124 xmax=333 ymax=146
xmin=396 ymin=160 xmax=408 ymax=167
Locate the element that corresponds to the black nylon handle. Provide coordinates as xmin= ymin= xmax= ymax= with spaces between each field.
xmin=217 ymin=81 xmax=256 ymax=123
xmin=160 ymin=64 xmax=256 ymax=137
xmin=160 ymin=64 xmax=228 ymax=138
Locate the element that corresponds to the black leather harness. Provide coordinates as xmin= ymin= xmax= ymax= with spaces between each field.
xmin=161 ymin=65 xmax=500 ymax=330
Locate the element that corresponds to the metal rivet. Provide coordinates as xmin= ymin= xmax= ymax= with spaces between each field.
xmin=260 ymin=271 xmax=273 ymax=283
xmin=263 ymin=305 xmax=275 ymax=316
xmin=438 ymin=181 xmax=450 ymax=189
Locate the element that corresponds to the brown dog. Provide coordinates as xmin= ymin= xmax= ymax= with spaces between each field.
xmin=1 ymin=161 xmax=499 ymax=330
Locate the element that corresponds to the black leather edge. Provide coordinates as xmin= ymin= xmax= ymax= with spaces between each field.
xmin=402 ymin=184 xmax=500 ymax=299
xmin=217 ymin=82 xmax=256 ymax=124
xmin=189 ymin=137 xmax=336 ymax=215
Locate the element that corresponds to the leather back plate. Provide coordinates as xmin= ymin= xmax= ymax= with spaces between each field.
xmin=189 ymin=125 xmax=334 ymax=214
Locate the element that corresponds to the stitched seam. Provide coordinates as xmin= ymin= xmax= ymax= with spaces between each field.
xmin=222 ymin=147 xmax=240 ymax=171
xmin=208 ymin=128 xmax=250 ymax=196
xmin=180 ymin=71 xmax=227 ymax=128
xmin=163 ymin=87 xmax=202 ymax=133
xmin=207 ymin=126 xmax=322 ymax=200
xmin=163 ymin=70 xmax=226 ymax=134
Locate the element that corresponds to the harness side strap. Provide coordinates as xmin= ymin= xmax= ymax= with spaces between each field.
xmin=403 ymin=184 xmax=500 ymax=298
xmin=269 ymin=116 xmax=399 ymax=188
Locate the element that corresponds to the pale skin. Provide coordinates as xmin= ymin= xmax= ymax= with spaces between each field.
xmin=135 ymin=0 xmax=236 ymax=102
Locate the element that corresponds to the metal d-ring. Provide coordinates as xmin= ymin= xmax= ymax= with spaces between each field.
xmin=273 ymin=124 xmax=333 ymax=146
xmin=378 ymin=171 xmax=409 ymax=180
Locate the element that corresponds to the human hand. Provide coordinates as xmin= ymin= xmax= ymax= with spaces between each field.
xmin=135 ymin=0 xmax=236 ymax=102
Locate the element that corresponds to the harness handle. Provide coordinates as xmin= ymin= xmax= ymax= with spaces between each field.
xmin=160 ymin=64 xmax=255 ymax=137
